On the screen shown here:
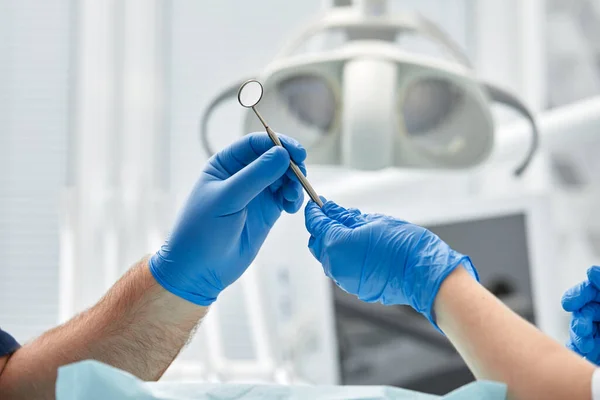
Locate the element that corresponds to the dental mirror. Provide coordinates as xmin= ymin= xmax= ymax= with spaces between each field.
xmin=237 ymin=79 xmax=323 ymax=208
xmin=238 ymin=80 xmax=264 ymax=108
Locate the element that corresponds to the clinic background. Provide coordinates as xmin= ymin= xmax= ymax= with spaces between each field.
xmin=1 ymin=0 xmax=600 ymax=394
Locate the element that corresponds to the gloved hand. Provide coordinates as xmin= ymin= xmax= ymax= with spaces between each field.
xmin=150 ymin=132 xmax=306 ymax=306
xmin=562 ymin=266 xmax=600 ymax=364
xmin=304 ymin=200 xmax=478 ymax=327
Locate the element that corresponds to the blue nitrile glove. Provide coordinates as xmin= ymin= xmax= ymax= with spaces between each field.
xmin=562 ymin=266 xmax=600 ymax=364
xmin=304 ymin=200 xmax=479 ymax=327
xmin=149 ymin=132 xmax=306 ymax=306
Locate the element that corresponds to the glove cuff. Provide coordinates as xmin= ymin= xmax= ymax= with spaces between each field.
xmin=148 ymin=253 xmax=218 ymax=307
xmin=426 ymin=255 xmax=479 ymax=333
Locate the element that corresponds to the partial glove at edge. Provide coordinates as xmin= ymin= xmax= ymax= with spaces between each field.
xmin=562 ymin=265 xmax=600 ymax=364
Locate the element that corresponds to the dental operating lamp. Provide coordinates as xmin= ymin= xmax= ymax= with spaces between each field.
xmin=200 ymin=0 xmax=538 ymax=176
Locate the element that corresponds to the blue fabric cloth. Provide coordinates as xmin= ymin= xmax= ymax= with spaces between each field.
xmin=56 ymin=360 xmax=507 ymax=400
xmin=0 ymin=328 xmax=20 ymax=357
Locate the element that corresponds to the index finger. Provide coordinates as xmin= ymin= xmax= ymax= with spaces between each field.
xmin=562 ymin=281 xmax=600 ymax=312
xmin=238 ymin=132 xmax=307 ymax=166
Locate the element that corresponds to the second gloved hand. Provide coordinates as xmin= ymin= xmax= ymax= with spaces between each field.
xmin=150 ymin=132 xmax=306 ymax=306
xmin=305 ymin=200 xmax=478 ymax=327
xmin=562 ymin=266 xmax=600 ymax=364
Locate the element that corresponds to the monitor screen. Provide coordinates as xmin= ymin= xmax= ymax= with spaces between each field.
xmin=333 ymin=213 xmax=533 ymax=395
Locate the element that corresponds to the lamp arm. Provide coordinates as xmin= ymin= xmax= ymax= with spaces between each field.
xmin=483 ymin=82 xmax=540 ymax=177
xmin=199 ymin=78 xmax=255 ymax=156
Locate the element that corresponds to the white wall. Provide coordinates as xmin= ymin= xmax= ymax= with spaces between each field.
xmin=168 ymin=0 xmax=325 ymax=198
xmin=0 ymin=0 xmax=70 ymax=340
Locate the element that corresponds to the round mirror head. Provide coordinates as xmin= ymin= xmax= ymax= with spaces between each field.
xmin=238 ymin=80 xmax=264 ymax=108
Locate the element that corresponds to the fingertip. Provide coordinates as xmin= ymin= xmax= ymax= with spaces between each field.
xmin=305 ymin=199 xmax=319 ymax=212
xmin=285 ymin=163 xmax=308 ymax=183
xmin=298 ymin=162 xmax=307 ymax=177
xmin=246 ymin=133 xmax=301 ymax=167
xmin=282 ymin=180 xmax=302 ymax=201
xmin=284 ymin=199 xmax=302 ymax=214
xmin=267 ymin=147 xmax=291 ymax=179
xmin=321 ymin=200 xmax=342 ymax=215
xmin=562 ymin=281 xmax=591 ymax=312
xmin=294 ymin=146 xmax=307 ymax=163
xmin=282 ymin=200 xmax=296 ymax=214
xmin=304 ymin=205 xmax=332 ymax=236
xmin=282 ymin=191 xmax=304 ymax=214
xmin=588 ymin=266 xmax=600 ymax=288
xmin=277 ymin=132 xmax=301 ymax=147
xmin=321 ymin=201 xmax=335 ymax=213
xmin=270 ymin=145 xmax=290 ymax=162
xmin=278 ymin=133 xmax=307 ymax=163
xmin=304 ymin=201 xmax=321 ymax=227
xmin=246 ymin=131 xmax=277 ymax=154
xmin=562 ymin=291 xmax=577 ymax=311
xmin=322 ymin=200 xmax=352 ymax=219
xmin=256 ymin=145 xmax=290 ymax=173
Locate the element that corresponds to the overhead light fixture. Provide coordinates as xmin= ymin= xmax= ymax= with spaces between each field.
xmin=200 ymin=0 xmax=538 ymax=176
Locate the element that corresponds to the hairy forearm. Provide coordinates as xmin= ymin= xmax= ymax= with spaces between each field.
xmin=435 ymin=266 xmax=594 ymax=400
xmin=0 ymin=257 xmax=207 ymax=399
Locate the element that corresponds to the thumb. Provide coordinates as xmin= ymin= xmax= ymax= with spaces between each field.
xmin=222 ymin=146 xmax=290 ymax=210
xmin=305 ymin=200 xmax=349 ymax=238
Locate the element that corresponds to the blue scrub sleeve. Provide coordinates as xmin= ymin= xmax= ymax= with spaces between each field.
xmin=0 ymin=328 xmax=20 ymax=357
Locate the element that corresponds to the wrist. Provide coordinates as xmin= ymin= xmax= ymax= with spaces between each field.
xmin=424 ymin=255 xmax=479 ymax=330
xmin=141 ymin=266 xmax=209 ymax=326
xmin=148 ymin=253 xmax=219 ymax=307
xmin=101 ymin=258 xmax=209 ymax=319
xmin=89 ymin=258 xmax=209 ymax=346
xmin=428 ymin=258 xmax=479 ymax=329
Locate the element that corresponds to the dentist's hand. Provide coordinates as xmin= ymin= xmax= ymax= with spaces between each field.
xmin=150 ymin=133 xmax=306 ymax=306
xmin=304 ymin=200 xmax=478 ymax=327
xmin=562 ymin=266 xmax=600 ymax=364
